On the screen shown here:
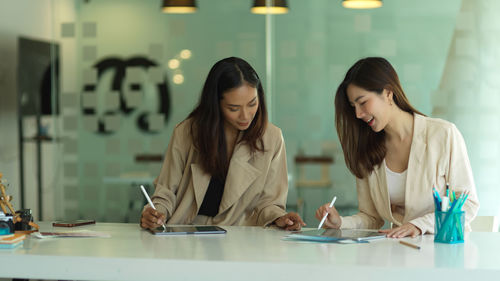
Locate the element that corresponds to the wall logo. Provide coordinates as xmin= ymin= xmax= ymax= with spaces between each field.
xmin=82 ymin=56 xmax=170 ymax=134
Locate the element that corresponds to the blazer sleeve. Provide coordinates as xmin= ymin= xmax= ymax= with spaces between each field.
xmin=148 ymin=124 xmax=188 ymax=219
xmin=340 ymin=177 xmax=385 ymax=229
xmin=408 ymin=213 xmax=433 ymax=234
xmin=254 ymin=129 xmax=288 ymax=226
xmin=409 ymin=124 xmax=479 ymax=233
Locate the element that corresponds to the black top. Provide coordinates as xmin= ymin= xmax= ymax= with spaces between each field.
xmin=198 ymin=176 xmax=225 ymax=217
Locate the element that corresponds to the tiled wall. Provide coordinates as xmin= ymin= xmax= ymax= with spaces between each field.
xmin=272 ymin=0 xmax=462 ymax=223
xmin=8 ymin=0 xmax=498 ymax=224
xmin=53 ymin=0 xmax=267 ymax=222
xmin=435 ymin=0 xmax=500 ymax=217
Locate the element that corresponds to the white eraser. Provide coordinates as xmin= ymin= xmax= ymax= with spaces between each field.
xmin=441 ymin=197 xmax=450 ymax=212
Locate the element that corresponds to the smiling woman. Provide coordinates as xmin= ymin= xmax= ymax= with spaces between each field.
xmin=315 ymin=57 xmax=479 ymax=238
xmin=140 ymin=57 xmax=305 ymax=231
xmin=335 ymin=57 xmax=423 ymax=178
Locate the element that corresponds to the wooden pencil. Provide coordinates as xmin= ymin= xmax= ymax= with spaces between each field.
xmin=399 ymin=240 xmax=421 ymax=250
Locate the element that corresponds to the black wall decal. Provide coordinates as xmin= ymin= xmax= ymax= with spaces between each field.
xmin=82 ymin=56 xmax=171 ymax=134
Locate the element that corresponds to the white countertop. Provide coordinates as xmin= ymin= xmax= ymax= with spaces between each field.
xmin=1 ymin=222 xmax=500 ymax=280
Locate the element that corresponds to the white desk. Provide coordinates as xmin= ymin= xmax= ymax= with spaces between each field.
xmin=1 ymin=222 xmax=500 ymax=281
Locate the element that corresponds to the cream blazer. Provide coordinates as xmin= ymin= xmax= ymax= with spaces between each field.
xmin=341 ymin=114 xmax=480 ymax=234
xmin=150 ymin=119 xmax=288 ymax=226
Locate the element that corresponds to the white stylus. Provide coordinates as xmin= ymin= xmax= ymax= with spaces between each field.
xmin=140 ymin=185 xmax=166 ymax=230
xmin=317 ymin=196 xmax=337 ymax=230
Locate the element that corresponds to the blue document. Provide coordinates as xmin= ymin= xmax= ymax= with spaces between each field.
xmin=0 ymin=240 xmax=23 ymax=249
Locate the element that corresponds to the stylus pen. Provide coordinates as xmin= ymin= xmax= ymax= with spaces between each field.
xmin=140 ymin=185 xmax=166 ymax=230
xmin=317 ymin=196 xmax=337 ymax=229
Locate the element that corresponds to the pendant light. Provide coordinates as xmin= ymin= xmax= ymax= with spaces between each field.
xmin=162 ymin=0 xmax=197 ymax=14
xmin=342 ymin=0 xmax=382 ymax=9
xmin=251 ymin=0 xmax=288 ymax=15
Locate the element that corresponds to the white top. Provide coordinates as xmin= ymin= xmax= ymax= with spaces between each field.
xmin=1 ymin=222 xmax=500 ymax=280
xmin=385 ymin=161 xmax=407 ymax=206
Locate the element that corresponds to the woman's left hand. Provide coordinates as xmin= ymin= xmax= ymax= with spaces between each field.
xmin=274 ymin=212 xmax=306 ymax=231
xmin=379 ymin=223 xmax=422 ymax=238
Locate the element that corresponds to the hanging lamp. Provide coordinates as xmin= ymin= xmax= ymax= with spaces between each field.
xmin=251 ymin=0 xmax=288 ymax=15
xmin=162 ymin=0 xmax=197 ymax=14
xmin=342 ymin=0 xmax=382 ymax=9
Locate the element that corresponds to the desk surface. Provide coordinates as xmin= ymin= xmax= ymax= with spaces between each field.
xmin=1 ymin=222 xmax=500 ymax=281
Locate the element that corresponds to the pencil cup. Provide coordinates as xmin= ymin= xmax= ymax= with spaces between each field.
xmin=434 ymin=210 xmax=465 ymax=244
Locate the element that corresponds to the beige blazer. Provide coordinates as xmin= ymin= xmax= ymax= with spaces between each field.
xmin=150 ymin=119 xmax=288 ymax=226
xmin=341 ymin=114 xmax=479 ymax=234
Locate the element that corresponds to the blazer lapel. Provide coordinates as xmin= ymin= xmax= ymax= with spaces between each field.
xmin=219 ymin=141 xmax=262 ymax=214
xmin=407 ymin=114 xmax=427 ymax=167
xmin=403 ymin=114 xmax=427 ymax=222
xmin=373 ymin=163 xmax=394 ymax=222
xmin=191 ymin=164 xmax=211 ymax=211
xmin=374 ymin=115 xmax=427 ymax=225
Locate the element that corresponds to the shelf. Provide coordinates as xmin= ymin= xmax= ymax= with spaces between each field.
xmin=22 ymin=136 xmax=62 ymax=142
xmin=295 ymin=156 xmax=333 ymax=164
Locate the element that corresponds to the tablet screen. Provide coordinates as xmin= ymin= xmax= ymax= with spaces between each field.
xmin=148 ymin=226 xmax=227 ymax=235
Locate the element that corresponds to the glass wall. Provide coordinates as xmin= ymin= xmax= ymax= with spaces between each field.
xmin=36 ymin=0 xmax=269 ymax=222
xmin=272 ymin=0 xmax=461 ymax=223
xmin=14 ymin=0 xmax=499 ymax=225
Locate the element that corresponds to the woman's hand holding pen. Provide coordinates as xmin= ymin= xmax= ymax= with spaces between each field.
xmin=379 ymin=222 xmax=421 ymax=238
xmin=315 ymin=203 xmax=342 ymax=229
xmin=274 ymin=212 xmax=306 ymax=231
xmin=140 ymin=207 xmax=166 ymax=229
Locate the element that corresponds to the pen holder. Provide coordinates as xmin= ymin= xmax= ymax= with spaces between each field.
xmin=434 ymin=210 xmax=465 ymax=244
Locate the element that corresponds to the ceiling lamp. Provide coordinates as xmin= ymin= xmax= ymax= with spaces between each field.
xmin=162 ymin=0 xmax=197 ymax=14
xmin=251 ymin=0 xmax=288 ymax=15
xmin=342 ymin=0 xmax=382 ymax=9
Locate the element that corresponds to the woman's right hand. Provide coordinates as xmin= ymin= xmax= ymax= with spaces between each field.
xmin=140 ymin=207 xmax=166 ymax=229
xmin=315 ymin=203 xmax=341 ymax=229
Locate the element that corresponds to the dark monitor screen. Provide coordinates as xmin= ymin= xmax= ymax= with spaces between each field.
xmin=18 ymin=37 xmax=60 ymax=116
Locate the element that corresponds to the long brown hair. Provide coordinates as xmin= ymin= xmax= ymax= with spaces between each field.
xmin=335 ymin=57 xmax=424 ymax=178
xmin=187 ymin=57 xmax=267 ymax=179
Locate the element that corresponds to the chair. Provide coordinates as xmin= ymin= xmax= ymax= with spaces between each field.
xmin=294 ymin=155 xmax=334 ymax=225
xmin=470 ymin=216 xmax=499 ymax=232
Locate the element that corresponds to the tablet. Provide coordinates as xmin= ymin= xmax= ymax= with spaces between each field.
xmin=324 ymin=229 xmax=386 ymax=241
xmin=148 ymin=226 xmax=227 ymax=235
xmin=287 ymin=229 xmax=385 ymax=242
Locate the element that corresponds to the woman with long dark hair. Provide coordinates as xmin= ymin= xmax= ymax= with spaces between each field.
xmin=141 ymin=57 xmax=304 ymax=230
xmin=315 ymin=57 xmax=479 ymax=238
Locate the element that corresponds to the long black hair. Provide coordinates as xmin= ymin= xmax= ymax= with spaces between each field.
xmin=187 ymin=57 xmax=267 ymax=179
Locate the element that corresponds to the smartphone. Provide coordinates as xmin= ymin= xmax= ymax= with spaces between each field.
xmin=52 ymin=219 xmax=96 ymax=227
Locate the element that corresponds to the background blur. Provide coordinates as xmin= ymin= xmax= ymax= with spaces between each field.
xmin=1 ymin=0 xmax=499 ymax=226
